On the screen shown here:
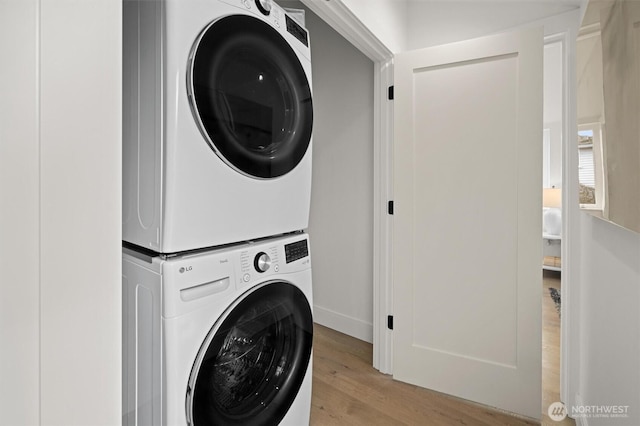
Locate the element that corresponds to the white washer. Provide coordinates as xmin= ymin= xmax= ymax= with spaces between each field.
xmin=123 ymin=0 xmax=313 ymax=253
xmin=123 ymin=233 xmax=313 ymax=425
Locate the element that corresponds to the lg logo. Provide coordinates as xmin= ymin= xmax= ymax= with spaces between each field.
xmin=179 ymin=266 xmax=193 ymax=274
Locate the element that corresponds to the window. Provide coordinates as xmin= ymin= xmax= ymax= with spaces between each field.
xmin=578 ymin=123 xmax=605 ymax=211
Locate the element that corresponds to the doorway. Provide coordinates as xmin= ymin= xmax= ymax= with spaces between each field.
xmin=298 ymin=0 xmax=579 ymax=421
xmin=542 ymin=38 xmax=571 ymax=424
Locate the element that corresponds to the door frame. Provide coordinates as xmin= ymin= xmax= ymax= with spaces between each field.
xmin=300 ymin=0 xmax=581 ymax=409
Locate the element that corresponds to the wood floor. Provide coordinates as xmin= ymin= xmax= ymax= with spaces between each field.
xmin=309 ymin=271 xmax=574 ymax=426
xmin=541 ymin=271 xmax=575 ymax=426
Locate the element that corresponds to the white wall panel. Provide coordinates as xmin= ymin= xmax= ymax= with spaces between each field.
xmin=39 ymin=0 xmax=121 ymax=424
xmin=0 ymin=1 xmax=41 ymax=424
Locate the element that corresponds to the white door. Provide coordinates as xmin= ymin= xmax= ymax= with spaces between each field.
xmin=393 ymin=28 xmax=543 ymax=419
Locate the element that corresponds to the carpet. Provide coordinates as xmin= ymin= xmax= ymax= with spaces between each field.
xmin=549 ymin=288 xmax=561 ymax=317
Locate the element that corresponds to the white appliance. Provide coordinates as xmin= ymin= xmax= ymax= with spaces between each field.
xmin=123 ymin=232 xmax=314 ymax=425
xmin=123 ymin=0 xmax=314 ymax=253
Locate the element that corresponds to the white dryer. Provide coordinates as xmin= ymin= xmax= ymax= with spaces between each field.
xmin=123 ymin=0 xmax=313 ymax=253
xmin=122 ymin=232 xmax=314 ymax=425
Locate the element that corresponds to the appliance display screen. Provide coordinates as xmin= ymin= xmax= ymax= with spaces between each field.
xmin=285 ymin=239 xmax=308 ymax=263
xmin=286 ymin=15 xmax=308 ymax=47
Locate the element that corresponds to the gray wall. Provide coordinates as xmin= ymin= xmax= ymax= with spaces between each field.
xmin=279 ymin=1 xmax=376 ymax=342
xmin=575 ymin=3 xmax=640 ymax=424
xmin=578 ymin=214 xmax=640 ymax=425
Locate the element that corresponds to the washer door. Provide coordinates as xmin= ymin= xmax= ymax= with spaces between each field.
xmin=186 ymin=281 xmax=313 ymax=426
xmin=188 ymin=15 xmax=313 ymax=179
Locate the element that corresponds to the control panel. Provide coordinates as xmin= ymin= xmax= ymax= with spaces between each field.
xmin=254 ymin=252 xmax=271 ymax=273
xmin=285 ymin=15 xmax=308 ymax=47
xmin=220 ymin=0 xmax=309 ymax=48
xmin=239 ymin=244 xmax=279 ymax=283
xmin=285 ymin=239 xmax=309 ymax=263
xmin=235 ymin=237 xmax=309 ymax=286
xmin=255 ymin=0 xmax=272 ymax=16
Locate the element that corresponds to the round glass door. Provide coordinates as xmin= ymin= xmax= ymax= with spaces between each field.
xmin=186 ymin=282 xmax=313 ymax=426
xmin=188 ymin=15 xmax=313 ymax=179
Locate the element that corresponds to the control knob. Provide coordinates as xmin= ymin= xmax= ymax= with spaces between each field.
xmin=254 ymin=252 xmax=271 ymax=273
xmin=255 ymin=0 xmax=272 ymax=16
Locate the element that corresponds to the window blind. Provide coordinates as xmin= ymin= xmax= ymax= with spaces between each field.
xmin=578 ymin=146 xmax=595 ymax=188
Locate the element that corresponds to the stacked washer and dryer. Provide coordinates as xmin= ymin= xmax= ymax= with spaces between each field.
xmin=121 ymin=0 xmax=315 ymax=424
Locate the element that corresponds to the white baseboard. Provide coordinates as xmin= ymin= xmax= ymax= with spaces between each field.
xmin=313 ymin=305 xmax=373 ymax=343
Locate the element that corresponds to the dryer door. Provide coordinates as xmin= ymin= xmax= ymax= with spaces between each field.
xmin=186 ymin=281 xmax=313 ymax=426
xmin=188 ymin=15 xmax=313 ymax=179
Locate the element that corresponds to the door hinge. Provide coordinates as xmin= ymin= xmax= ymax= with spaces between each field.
xmin=387 ymin=315 xmax=394 ymax=330
xmin=388 ymin=200 xmax=394 ymax=215
xmin=388 ymin=85 xmax=394 ymax=100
